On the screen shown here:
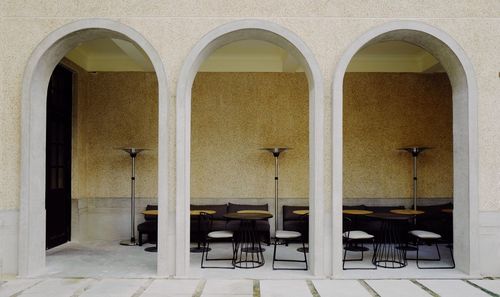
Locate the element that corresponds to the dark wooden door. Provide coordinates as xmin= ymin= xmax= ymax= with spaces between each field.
xmin=46 ymin=64 xmax=73 ymax=250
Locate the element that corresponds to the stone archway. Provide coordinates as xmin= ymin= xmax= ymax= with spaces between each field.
xmin=176 ymin=19 xmax=325 ymax=276
xmin=19 ymin=19 xmax=170 ymax=276
xmin=332 ymin=21 xmax=479 ymax=277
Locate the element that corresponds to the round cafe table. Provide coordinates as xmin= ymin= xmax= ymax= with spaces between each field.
xmin=292 ymin=210 xmax=309 ymax=253
xmin=342 ymin=209 xmax=373 ymax=216
xmin=190 ymin=209 xmax=216 ymax=253
xmin=366 ymin=212 xmax=412 ymax=268
xmin=141 ymin=210 xmax=159 ymax=252
xmin=225 ymin=211 xmax=273 ymax=268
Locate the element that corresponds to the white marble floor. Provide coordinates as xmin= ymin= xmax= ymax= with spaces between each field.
xmin=1 ymin=278 xmax=498 ymax=297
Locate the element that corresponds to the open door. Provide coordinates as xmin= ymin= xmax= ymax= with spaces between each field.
xmin=45 ymin=64 xmax=73 ymax=250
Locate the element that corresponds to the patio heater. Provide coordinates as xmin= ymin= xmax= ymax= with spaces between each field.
xmin=398 ymin=147 xmax=431 ymax=210
xmin=261 ymin=147 xmax=289 ymax=234
xmin=117 ymin=147 xmax=148 ymax=246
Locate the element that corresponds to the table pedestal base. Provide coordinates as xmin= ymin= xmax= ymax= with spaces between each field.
xmin=372 ymin=217 xmax=408 ymax=269
xmin=120 ymin=238 xmax=137 ymax=246
xmin=234 ymin=221 xmax=265 ymax=269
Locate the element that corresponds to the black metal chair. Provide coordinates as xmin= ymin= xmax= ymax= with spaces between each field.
xmin=343 ymin=216 xmax=376 ymax=270
xmin=200 ymin=212 xmax=236 ymax=269
xmin=272 ymin=214 xmax=308 ymax=270
xmin=407 ymin=230 xmax=455 ymax=269
xmin=272 ymin=231 xmax=308 ymax=270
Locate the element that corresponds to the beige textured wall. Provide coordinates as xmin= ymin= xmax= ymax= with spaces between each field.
xmin=74 ymin=72 xmax=158 ymax=199
xmin=343 ymin=73 xmax=453 ymax=199
xmin=191 ymin=72 xmax=309 ymax=199
xmin=0 ymin=1 xmax=499 ymax=211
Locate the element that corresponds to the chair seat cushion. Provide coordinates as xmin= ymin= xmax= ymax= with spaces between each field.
xmin=409 ymin=230 xmax=441 ymax=239
xmin=343 ymin=230 xmax=374 ymax=240
xmin=138 ymin=221 xmax=157 ymax=233
xmin=276 ymin=230 xmax=301 ymax=239
xmin=208 ymin=230 xmax=233 ymax=238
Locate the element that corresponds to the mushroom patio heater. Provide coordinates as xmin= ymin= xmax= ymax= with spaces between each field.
xmin=399 ymin=146 xmax=431 ymax=211
xmin=118 ymin=147 xmax=148 ymax=246
xmin=261 ymin=147 xmax=289 ymax=234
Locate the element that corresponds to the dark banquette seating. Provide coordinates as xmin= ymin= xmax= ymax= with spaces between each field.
xmin=137 ymin=204 xmax=158 ymax=246
xmin=282 ymin=205 xmax=309 ymax=243
xmin=190 ymin=203 xmax=271 ymax=245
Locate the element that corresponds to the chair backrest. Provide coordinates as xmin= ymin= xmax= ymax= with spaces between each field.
xmin=198 ymin=212 xmax=214 ymax=237
xmin=343 ymin=216 xmax=353 ymax=233
xmin=191 ymin=204 xmax=228 ymax=220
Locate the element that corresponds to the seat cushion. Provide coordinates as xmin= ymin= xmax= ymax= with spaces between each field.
xmin=343 ymin=230 xmax=374 ymax=240
xmin=138 ymin=221 xmax=157 ymax=233
xmin=228 ymin=203 xmax=268 ymax=213
xmin=409 ymin=230 xmax=441 ymax=239
xmin=276 ymin=230 xmax=301 ymax=239
xmin=208 ymin=230 xmax=233 ymax=238
xmin=226 ymin=220 xmax=270 ymax=232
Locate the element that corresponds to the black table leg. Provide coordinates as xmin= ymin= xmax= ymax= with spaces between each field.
xmin=234 ymin=220 xmax=265 ymax=268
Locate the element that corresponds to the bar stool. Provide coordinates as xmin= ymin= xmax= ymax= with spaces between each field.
xmin=272 ymin=230 xmax=308 ymax=270
xmin=407 ymin=230 xmax=455 ymax=269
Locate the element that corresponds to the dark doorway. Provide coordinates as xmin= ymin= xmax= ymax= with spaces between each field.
xmin=46 ymin=64 xmax=73 ymax=250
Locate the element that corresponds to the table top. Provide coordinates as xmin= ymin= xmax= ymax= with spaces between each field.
xmin=224 ymin=212 xmax=273 ymax=220
xmin=366 ymin=212 xmax=412 ymax=221
xmin=237 ymin=210 xmax=272 ymax=215
xmin=142 ymin=210 xmax=158 ymax=216
xmin=442 ymin=208 xmax=453 ymax=213
xmin=390 ymin=209 xmax=425 ymax=215
xmin=190 ymin=210 xmax=216 ymax=215
xmin=293 ymin=209 xmax=309 ymax=215
xmin=343 ymin=209 xmax=373 ymax=215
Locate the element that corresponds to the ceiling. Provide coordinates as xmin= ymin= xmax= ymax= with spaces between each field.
xmin=65 ymin=39 xmax=443 ymax=73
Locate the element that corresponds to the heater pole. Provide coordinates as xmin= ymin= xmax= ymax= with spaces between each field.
xmin=118 ymin=147 xmax=147 ymax=246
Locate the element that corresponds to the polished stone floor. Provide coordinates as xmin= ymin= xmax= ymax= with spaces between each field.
xmin=1 ymin=278 xmax=499 ymax=297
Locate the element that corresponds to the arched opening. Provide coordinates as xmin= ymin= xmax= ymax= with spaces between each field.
xmin=332 ymin=21 xmax=478 ymax=277
xmin=19 ymin=19 xmax=169 ymax=277
xmin=176 ymin=20 xmax=325 ymax=277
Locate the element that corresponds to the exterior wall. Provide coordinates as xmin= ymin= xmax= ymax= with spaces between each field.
xmin=0 ymin=1 xmax=499 ymax=276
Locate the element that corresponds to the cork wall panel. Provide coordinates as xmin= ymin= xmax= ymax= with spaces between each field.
xmin=343 ymin=72 xmax=453 ymax=199
xmin=191 ymin=72 xmax=309 ymax=199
